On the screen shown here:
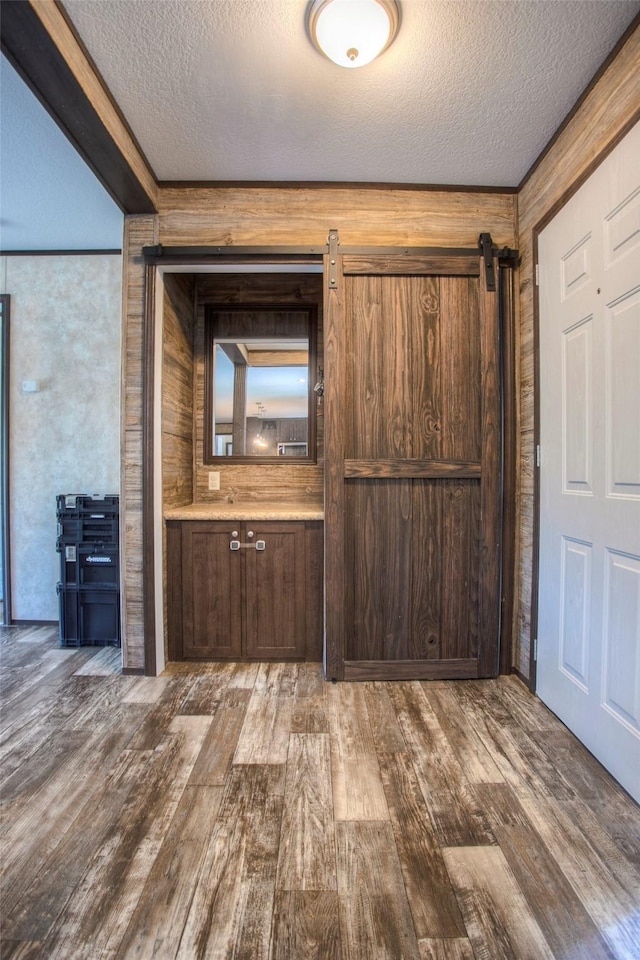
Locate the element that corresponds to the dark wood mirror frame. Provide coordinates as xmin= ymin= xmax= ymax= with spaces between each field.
xmin=204 ymin=303 xmax=318 ymax=465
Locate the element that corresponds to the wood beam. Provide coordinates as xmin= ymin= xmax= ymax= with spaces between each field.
xmin=1 ymin=0 xmax=158 ymax=214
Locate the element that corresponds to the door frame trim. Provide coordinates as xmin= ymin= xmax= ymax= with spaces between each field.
xmin=141 ymin=248 xmax=326 ymax=675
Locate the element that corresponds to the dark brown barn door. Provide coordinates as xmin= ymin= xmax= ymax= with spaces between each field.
xmin=324 ymin=246 xmax=501 ymax=681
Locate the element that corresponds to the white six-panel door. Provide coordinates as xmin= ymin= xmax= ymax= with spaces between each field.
xmin=537 ymin=121 xmax=640 ymax=803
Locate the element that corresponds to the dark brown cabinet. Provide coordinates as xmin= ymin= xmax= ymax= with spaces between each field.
xmin=167 ymin=519 xmax=323 ymax=661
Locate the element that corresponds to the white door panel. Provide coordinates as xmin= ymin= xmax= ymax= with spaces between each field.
xmin=538 ymin=121 xmax=640 ymax=803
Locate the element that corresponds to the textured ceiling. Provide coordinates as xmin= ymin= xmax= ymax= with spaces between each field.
xmin=62 ymin=0 xmax=640 ymax=187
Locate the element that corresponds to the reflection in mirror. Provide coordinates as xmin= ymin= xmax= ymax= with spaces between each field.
xmin=205 ymin=303 xmax=317 ymax=464
xmin=213 ymin=339 xmax=309 ymax=457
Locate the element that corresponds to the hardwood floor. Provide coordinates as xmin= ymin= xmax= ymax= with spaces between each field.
xmin=1 ymin=625 xmax=639 ymax=959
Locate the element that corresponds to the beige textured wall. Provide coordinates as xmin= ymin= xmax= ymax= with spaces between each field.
xmin=514 ymin=23 xmax=640 ymax=680
xmin=0 ymin=254 xmax=122 ymax=621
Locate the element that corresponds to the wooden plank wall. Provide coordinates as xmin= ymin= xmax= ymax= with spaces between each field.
xmin=515 ymin=22 xmax=640 ymax=680
xmin=193 ymin=273 xmax=324 ymax=505
xmin=157 ymin=186 xmax=515 ymax=249
xmin=121 ymin=215 xmax=157 ymax=671
xmin=124 ymin=185 xmax=516 ymax=668
xmin=162 ymin=273 xmax=196 ymax=508
xmin=161 ymin=273 xmax=195 ymax=659
xmin=123 ymin=188 xmax=516 ymax=672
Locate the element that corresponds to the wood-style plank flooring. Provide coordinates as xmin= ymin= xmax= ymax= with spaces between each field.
xmin=1 ymin=625 xmax=639 ymax=959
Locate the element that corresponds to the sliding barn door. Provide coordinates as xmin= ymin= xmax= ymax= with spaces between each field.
xmin=324 ymin=249 xmax=501 ymax=681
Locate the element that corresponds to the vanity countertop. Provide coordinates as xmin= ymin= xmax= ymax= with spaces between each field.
xmin=164 ymin=502 xmax=324 ymax=522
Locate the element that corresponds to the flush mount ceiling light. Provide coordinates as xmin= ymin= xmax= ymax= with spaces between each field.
xmin=307 ymin=0 xmax=400 ymax=69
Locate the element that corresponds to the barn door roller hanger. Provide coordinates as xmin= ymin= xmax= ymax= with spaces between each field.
xmin=142 ymin=233 xmax=518 ymax=294
xmin=326 ymin=229 xmax=518 ymax=293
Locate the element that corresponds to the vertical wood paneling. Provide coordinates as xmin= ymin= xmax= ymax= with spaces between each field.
xmin=162 ymin=273 xmax=195 ymax=509
xmin=335 ymin=263 xmax=495 ymax=675
xmin=439 ymin=278 xmax=481 ymax=461
xmin=412 ymin=276 xmax=442 ymax=459
xmin=440 ymin=480 xmax=478 ymax=661
xmin=344 ymin=480 xmax=412 ymax=662
xmin=345 ymin=276 xmax=409 ymax=459
xmin=121 ymin=215 xmax=157 ymax=671
xmin=410 ymin=478 xmax=481 ymax=664
xmin=411 ymin=481 xmax=443 ymax=659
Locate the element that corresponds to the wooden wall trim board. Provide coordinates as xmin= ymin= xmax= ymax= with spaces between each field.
xmin=160 ymin=179 xmax=519 ymax=194
xmin=142 ymin=262 xmax=158 ymax=677
xmin=161 ymin=273 xmax=196 ymax=668
xmin=122 ymin=215 xmax=158 ymax=672
xmin=499 ymin=266 xmax=517 ymax=678
xmin=323 ymin=246 xmax=346 ymax=682
xmin=0 ymin=0 xmax=157 ymax=214
xmin=515 ymin=21 xmax=640 ymax=685
xmin=156 ymin=186 xmax=516 ymax=250
xmin=478 ymin=256 xmax=502 ymax=678
xmin=343 ymin=659 xmax=479 ymax=681
xmin=0 ymin=249 xmax=122 ymax=257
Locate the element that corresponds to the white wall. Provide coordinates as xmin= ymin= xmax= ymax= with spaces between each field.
xmin=0 ymin=56 xmax=124 ymax=252
xmin=0 ymin=254 xmax=122 ymax=620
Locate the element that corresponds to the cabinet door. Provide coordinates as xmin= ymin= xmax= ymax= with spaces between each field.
xmin=181 ymin=522 xmax=242 ymax=658
xmin=244 ymin=522 xmax=306 ymax=659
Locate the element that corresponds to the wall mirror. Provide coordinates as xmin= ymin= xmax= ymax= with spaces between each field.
xmin=204 ymin=304 xmax=318 ymax=463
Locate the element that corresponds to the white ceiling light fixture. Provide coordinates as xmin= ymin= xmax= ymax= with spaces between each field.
xmin=307 ymin=0 xmax=400 ymax=69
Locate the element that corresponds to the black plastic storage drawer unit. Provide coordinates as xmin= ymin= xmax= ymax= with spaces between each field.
xmin=59 ymin=545 xmax=120 ymax=588
xmin=56 ymin=493 xmax=121 ymax=647
xmin=57 ymin=584 xmax=120 ymax=647
xmin=56 ymin=494 xmax=119 ymax=548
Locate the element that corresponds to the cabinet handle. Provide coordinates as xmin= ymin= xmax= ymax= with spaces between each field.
xmin=247 ymin=530 xmax=254 ymax=538
xmin=230 ymin=539 xmax=266 ymax=550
